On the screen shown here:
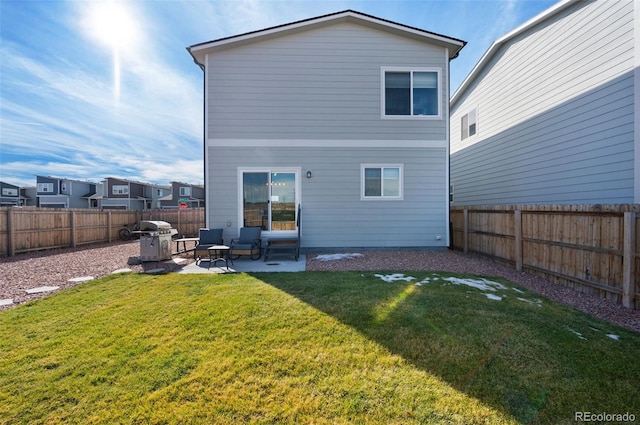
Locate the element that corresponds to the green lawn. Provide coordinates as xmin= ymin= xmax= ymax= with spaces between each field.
xmin=1 ymin=271 xmax=639 ymax=424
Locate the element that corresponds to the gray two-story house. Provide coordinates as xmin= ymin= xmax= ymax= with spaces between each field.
xmin=100 ymin=177 xmax=170 ymax=210
xmin=450 ymin=0 xmax=639 ymax=205
xmin=0 ymin=181 xmax=20 ymax=206
xmin=188 ymin=10 xmax=465 ymax=249
xmin=160 ymin=181 xmax=205 ymax=209
xmin=36 ymin=176 xmax=97 ymax=208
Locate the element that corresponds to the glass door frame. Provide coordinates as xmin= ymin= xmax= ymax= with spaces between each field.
xmin=237 ymin=167 xmax=301 ymax=237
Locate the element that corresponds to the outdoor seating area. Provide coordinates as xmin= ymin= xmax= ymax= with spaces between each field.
xmin=165 ymin=216 xmax=302 ymax=272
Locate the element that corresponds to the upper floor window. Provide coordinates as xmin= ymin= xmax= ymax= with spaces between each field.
xmin=461 ymin=108 xmax=477 ymax=140
xmin=179 ymin=187 xmax=191 ymax=196
xmin=2 ymin=188 xmax=18 ymax=196
xmin=38 ymin=183 xmax=54 ymax=193
xmin=382 ymin=68 xmax=440 ymax=118
xmin=112 ymin=185 xmax=128 ymax=195
xmin=361 ymin=164 xmax=403 ymax=200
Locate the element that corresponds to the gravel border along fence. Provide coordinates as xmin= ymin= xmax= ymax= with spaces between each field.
xmin=1 ymin=241 xmax=638 ymax=333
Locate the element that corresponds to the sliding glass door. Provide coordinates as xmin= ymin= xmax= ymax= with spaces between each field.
xmin=241 ymin=169 xmax=298 ymax=232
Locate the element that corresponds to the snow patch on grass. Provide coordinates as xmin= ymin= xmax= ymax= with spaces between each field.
xmin=374 ymin=273 xmax=415 ymax=283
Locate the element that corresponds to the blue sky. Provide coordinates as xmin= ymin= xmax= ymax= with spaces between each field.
xmin=0 ymin=0 xmax=558 ymax=188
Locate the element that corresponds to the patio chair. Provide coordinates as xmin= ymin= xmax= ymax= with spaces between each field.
xmin=194 ymin=228 xmax=224 ymax=263
xmin=229 ymin=226 xmax=262 ymax=260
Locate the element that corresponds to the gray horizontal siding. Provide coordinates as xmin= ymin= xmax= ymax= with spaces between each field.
xmin=450 ymin=0 xmax=636 ymax=205
xmin=208 ymin=145 xmax=448 ymax=248
xmin=206 ymin=22 xmax=448 ymax=141
xmin=451 ymin=71 xmax=635 ymax=205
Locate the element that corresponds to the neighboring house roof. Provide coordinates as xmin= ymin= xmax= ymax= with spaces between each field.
xmin=105 ymin=177 xmax=170 ymax=189
xmin=36 ymin=175 xmax=98 ymax=184
xmin=451 ymin=0 xmax=575 ymax=105
xmin=171 ymin=181 xmax=204 ymax=188
xmin=187 ymin=9 xmax=466 ymax=67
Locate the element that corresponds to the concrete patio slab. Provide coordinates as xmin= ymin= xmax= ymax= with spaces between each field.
xmin=177 ymin=255 xmax=306 ymax=274
xmin=145 ymin=268 xmax=166 ymax=274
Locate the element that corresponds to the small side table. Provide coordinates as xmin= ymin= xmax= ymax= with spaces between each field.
xmin=207 ymin=245 xmax=230 ymax=270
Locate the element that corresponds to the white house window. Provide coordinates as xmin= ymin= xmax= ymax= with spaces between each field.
xmin=361 ymin=164 xmax=403 ymax=200
xmin=461 ymin=108 xmax=477 ymax=140
xmin=239 ymin=168 xmax=300 ymax=233
xmin=112 ymin=185 xmax=128 ymax=195
xmin=382 ymin=68 xmax=440 ymax=118
xmin=179 ymin=187 xmax=191 ymax=196
xmin=38 ymin=183 xmax=53 ymax=193
xmin=2 ymin=188 xmax=18 ymax=196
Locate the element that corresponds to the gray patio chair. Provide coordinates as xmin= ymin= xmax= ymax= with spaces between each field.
xmin=229 ymin=226 xmax=262 ymax=260
xmin=194 ymin=228 xmax=224 ymax=263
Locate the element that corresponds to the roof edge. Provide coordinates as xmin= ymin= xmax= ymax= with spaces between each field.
xmin=187 ymin=9 xmax=466 ymax=65
xmin=451 ymin=0 xmax=576 ymax=106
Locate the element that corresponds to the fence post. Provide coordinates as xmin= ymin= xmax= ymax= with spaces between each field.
xmin=70 ymin=211 xmax=76 ymax=248
xmin=515 ymin=210 xmax=523 ymax=272
xmin=463 ymin=208 xmax=469 ymax=253
xmin=7 ymin=208 xmax=15 ymax=257
xmin=107 ymin=211 xmax=112 ymax=242
xmin=622 ymin=211 xmax=636 ymax=309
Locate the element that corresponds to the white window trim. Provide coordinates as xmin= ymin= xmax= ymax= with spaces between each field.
xmin=461 ymin=107 xmax=478 ymax=140
xmin=112 ymin=185 xmax=129 ymax=195
xmin=37 ymin=183 xmax=54 ymax=193
xmin=381 ymin=67 xmax=442 ymax=120
xmin=179 ymin=186 xmax=191 ymax=197
xmin=237 ymin=167 xmax=301 ymax=238
xmin=2 ymin=188 xmax=18 ymax=196
xmin=361 ymin=164 xmax=404 ymax=201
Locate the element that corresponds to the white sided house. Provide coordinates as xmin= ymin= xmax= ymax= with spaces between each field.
xmin=188 ymin=10 xmax=465 ymax=249
xmin=450 ymin=0 xmax=639 ymax=205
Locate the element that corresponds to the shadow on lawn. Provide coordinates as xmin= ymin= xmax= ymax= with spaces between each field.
xmin=252 ymin=271 xmax=617 ymax=424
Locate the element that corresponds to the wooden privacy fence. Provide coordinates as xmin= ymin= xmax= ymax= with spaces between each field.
xmin=450 ymin=205 xmax=640 ymax=309
xmin=0 ymin=207 xmax=205 ymax=257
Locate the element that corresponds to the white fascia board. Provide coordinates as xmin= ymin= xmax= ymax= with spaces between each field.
xmin=189 ymin=10 xmax=465 ymax=63
xmin=451 ymin=0 xmax=577 ymax=106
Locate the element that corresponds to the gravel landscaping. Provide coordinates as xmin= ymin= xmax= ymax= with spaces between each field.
xmin=1 ymin=241 xmax=638 ymax=333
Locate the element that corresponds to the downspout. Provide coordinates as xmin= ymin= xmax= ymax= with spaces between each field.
xmin=202 ymin=58 xmax=207 ymax=228
xmin=445 ymin=48 xmax=451 ymax=249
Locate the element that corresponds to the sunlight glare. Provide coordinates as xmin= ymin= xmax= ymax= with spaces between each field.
xmin=86 ymin=1 xmax=138 ymax=49
xmin=82 ymin=1 xmax=139 ymax=102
